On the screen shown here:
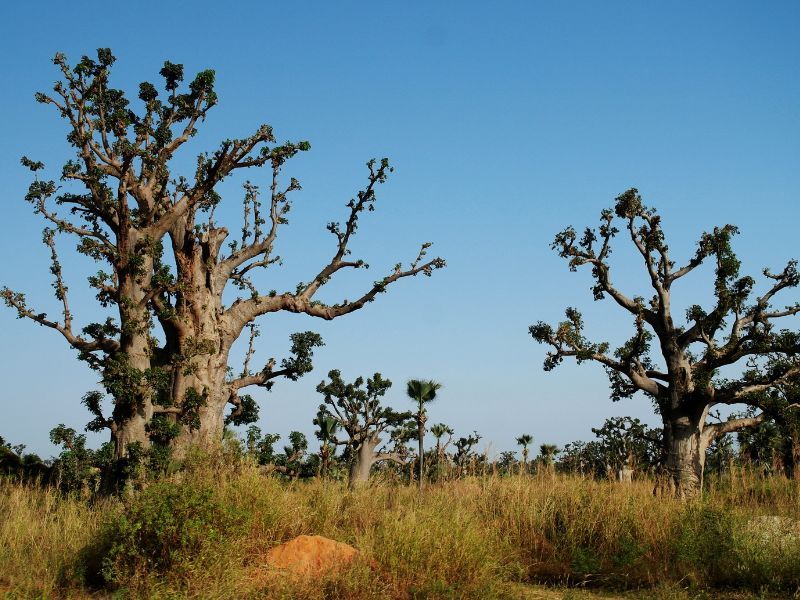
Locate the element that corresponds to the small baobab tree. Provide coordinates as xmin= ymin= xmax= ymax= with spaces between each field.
xmin=406 ymin=379 xmax=442 ymax=488
xmin=243 ymin=426 xmax=281 ymax=466
xmin=453 ymin=431 xmax=482 ymax=477
xmin=497 ymin=451 xmax=518 ymax=475
xmin=558 ymin=440 xmax=602 ymax=477
xmin=591 ymin=417 xmax=660 ymax=482
xmin=316 ymin=370 xmax=412 ymax=488
xmin=530 ymin=189 xmax=800 ymax=498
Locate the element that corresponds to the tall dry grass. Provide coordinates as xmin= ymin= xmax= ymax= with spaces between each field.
xmin=0 ymin=478 xmax=117 ymax=597
xmin=1 ymin=467 xmax=799 ymax=599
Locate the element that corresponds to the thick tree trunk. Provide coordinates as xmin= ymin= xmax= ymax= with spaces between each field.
xmin=348 ymin=438 xmax=379 ymax=489
xmin=111 ymin=251 xmax=156 ymax=461
xmin=653 ymin=355 xmax=711 ymax=499
xmin=110 ymin=349 xmax=154 ymax=461
xmin=617 ymin=451 xmax=635 ymax=483
xmin=167 ymin=225 xmax=233 ymax=460
xmin=617 ymin=466 xmax=634 ymax=483
xmin=170 ymin=356 xmax=231 ymax=458
xmin=346 ymin=436 xmax=406 ymax=489
xmin=111 ymin=410 xmax=151 ymax=461
xmin=661 ymin=409 xmax=708 ymax=499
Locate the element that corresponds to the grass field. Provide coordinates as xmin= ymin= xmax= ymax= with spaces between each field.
xmin=1 ymin=464 xmax=799 ymax=599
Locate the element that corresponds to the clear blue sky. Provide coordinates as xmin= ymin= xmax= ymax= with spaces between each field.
xmin=1 ymin=1 xmax=799 ymax=458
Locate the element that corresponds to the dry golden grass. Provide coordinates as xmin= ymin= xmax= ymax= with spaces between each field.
xmin=1 ymin=467 xmax=798 ymax=599
xmin=0 ymin=478 xmax=115 ymax=597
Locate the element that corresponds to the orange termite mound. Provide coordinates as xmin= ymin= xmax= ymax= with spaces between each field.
xmin=262 ymin=534 xmax=360 ymax=577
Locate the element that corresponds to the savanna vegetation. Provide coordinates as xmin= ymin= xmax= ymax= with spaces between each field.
xmin=3 ymin=449 xmax=800 ymax=599
xmin=2 ymin=50 xmax=800 ymax=599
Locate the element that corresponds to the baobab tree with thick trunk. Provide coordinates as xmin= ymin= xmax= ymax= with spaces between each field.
xmin=2 ymin=49 xmax=444 ymax=468
xmin=530 ymin=189 xmax=800 ymax=498
xmin=315 ymin=370 xmax=412 ymax=489
xmin=154 ymin=151 xmax=442 ymax=456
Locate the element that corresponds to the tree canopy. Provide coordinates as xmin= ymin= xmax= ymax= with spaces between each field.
xmin=1 ymin=49 xmax=444 ymax=474
xmin=530 ymin=189 xmax=800 ymax=497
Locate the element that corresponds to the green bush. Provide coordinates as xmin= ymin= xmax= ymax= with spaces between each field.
xmin=670 ymin=505 xmax=800 ymax=591
xmin=99 ymin=480 xmax=250 ymax=584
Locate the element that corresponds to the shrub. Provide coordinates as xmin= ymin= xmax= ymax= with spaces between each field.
xmin=671 ymin=505 xmax=800 ymax=590
xmin=99 ymin=480 xmax=250 ymax=584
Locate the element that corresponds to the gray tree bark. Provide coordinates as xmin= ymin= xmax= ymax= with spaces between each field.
xmin=347 ymin=436 xmax=405 ymax=490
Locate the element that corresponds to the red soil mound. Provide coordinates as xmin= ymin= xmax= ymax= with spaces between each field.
xmin=263 ymin=534 xmax=359 ymax=577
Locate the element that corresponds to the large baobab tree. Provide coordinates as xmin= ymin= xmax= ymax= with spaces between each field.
xmin=2 ymin=50 xmax=444 ymax=464
xmin=530 ymin=189 xmax=800 ymax=497
xmin=315 ymin=369 xmax=412 ymax=488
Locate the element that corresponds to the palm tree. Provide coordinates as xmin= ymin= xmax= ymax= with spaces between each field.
xmin=313 ymin=410 xmax=339 ymax=478
xmin=406 ymin=379 xmax=443 ymax=488
xmin=539 ymin=443 xmax=560 ymax=472
xmin=515 ymin=434 xmax=534 ymax=474
xmin=430 ymin=423 xmax=454 ymax=480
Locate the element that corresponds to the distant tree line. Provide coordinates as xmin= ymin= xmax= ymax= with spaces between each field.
xmin=6 ymin=398 xmax=796 ymax=496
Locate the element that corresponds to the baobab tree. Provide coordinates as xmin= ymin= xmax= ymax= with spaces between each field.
xmin=2 ymin=50 xmax=444 ymax=465
xmin=315 ymin=370 xmax=412 ymax=488
xmin=406 ymin=379 xmax=442 ymax=487
xmin=453 ymin=431 xmax=482 ymax=477
xmin=515 ymin=434 xmax=534 ymax=474
xmin=558 ymin=441 xmax=602 ymax=477
xmin=738 ymin=374 xmax=800 ymax=478
xmin=591 ymin=417 xmax=660 ymax=482
xmin=530 ymin=189 xmax=800 ymax=497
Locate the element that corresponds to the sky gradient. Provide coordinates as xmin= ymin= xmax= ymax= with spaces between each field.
xmin=1 ymin=1 xmax=799 ymax=458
